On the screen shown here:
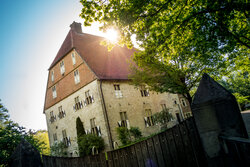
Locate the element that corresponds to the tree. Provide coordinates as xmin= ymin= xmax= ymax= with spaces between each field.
xmin=153 ymin=108 xmax=173 ymax=130
xmin=33 ymin=130 xmax=50 ymax=155
xmin=76 ymin=117 xmax=85 ymax=139
xmin=0 ymin=100 xmax=10 ymax=127
xmin=78 ymin=134 xmax=105 ymax=157
xmin=219 ymin=71 xmax=250 ymax=110
xmin=0 ymin=100 xmax=47 ymax=166
xmin=50 ymin=141 xmax=67 ymax=157
xmin=80 ymin=0 xmax=249 ymax=103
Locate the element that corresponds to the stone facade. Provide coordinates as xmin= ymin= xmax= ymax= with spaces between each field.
xmin=44 ymin=22 xmax=192 ymax=157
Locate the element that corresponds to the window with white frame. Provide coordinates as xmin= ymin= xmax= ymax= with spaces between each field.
xmin=58 ymin=106 xmax=66 ymax=119
xmin=140 ymin=86 xmax=149 ymax=97
xmin=144 ymin=109 xmax=154 ymax=127
xmin=71 ymin=53 xmax=76 ymax=65
xmin=74 ymin=69 xmax=80 ymax=84
xmin=51 ymin=70 xmax=54 ymax=82
xmin=118 ymin=112 xmax=130 ymax=129
xmin=73 ymin=96 xmax=83 ymax=111
xmin=114 ymin=84 xmax=123 ymax=98
xmin=49 ymin=111 xmax=56 ymax=123
xmin=52 ymin=85 xmax=57 ymax=98
xmin=84 ymin=90 xmax=94 ymax=105
xmin=60 ymin=61 xmax=65 ymax=75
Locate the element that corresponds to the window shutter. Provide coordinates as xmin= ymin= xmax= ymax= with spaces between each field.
xmin=126 ymin=120 xmax=130 ymax=129
xmin=97 ymin=126 xmax=101 ymax=136
xmin=73 ymin=105 xmax=76 ymax=112
xmin=84 ymin=100 xmax=87 ymax=106
xmin=91 ymin=95 xmax=94 ymax=103
xmin=118 ymin=121 xmax=122 ymax=127
xmin=144 ymin=117 xmax=149 ymax=127
xmin=80 ymin=101 xmax=83 ymax=108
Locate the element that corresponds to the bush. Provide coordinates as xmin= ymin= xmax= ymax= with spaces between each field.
xmin=116 ymin=126 xmax=142 ymax=146
xmin=129 ymin=127 xmax=142 ymax=140
xmin=153 ymin=108 xmax=173 ymax=129
xmin=116 ymin=127 xmax=131 ymax=145
xmin=78 ymin=134 xmax=104 ymax=157
xmin=50 ymin=141 xmax=67 ymax=157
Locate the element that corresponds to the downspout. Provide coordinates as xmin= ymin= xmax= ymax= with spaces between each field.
xmin=98 ymin=80 xmax=113 ymax=150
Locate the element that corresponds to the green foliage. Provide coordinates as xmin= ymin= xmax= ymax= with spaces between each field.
xmin=0 ymin=100 xmax=10 ymax=127
xmin=80 ymin=0 xmax=249 ymax=103
xmin=50 ymin=141 xmax=67 ymax=157
xmin=219 ymin=70 xmax=250 ymax=110
xmin=116 ymin=126 xmax=142 ymax=146
xmin=33 ymin=130 xmax=50 ymax=155
xmin=0 ymin=122 xmax=47 ymax=166
xmin=153 ymin=109 xmax=173 ymax=130
xmin=0 ymin=100 xmax=47 ymax=166
xmin=129 ymin=127 xmax=142 ymax=140
xmin=78 ymin=134 xmax=105 ymax=157
xmin=116 ymin=127 xmax=131 ymax=145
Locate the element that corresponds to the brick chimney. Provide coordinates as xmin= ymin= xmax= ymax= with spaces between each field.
xmin=70 ymin=21 xmax=82 ymax=33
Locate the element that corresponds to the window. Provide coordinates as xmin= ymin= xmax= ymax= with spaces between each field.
xmin=161 ymin=104 xmax=167 ymax=111
xmin=49 ymin=111 xmax=56 ymax=123
xmin=51 ymin=70 xmax=54 ymax=82
xmin=140 ymin=86 xmax=149 ymax=97
xmin=53 ymin=133 xmax=57 ymax=142
xmin=144 ymin=109 xmax=154 ymax=127
xmin=114 ymin=84 xmax=123 ymax=98
xmin=71 ymin=53 xmax=76 ymax=65
xmin=60 ymin=61 xmax=65 ymax=75
xmin=74 ymin=69 xmax=80 ymax=84
xmin=181 ymin=99 xmax=187 ymax=107
xmin=52 ymin=85 xmax=57 ymax=98
xmin=58 ymin=106 xmax=66 ymax=119
xmin=62 ymin=129 xmax=71 ymax=147
xmin=90 ymin=118 xmax=101 ymax=136
xmin=118 ymin=112 xmax=130 ymax=128
xmin=73 ymin=96 xmax=83 ymax=111
xmin=84 ymin=90 xmax=94 ymax=105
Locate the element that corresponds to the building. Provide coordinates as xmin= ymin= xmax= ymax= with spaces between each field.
xmin=43 ymin=22 xmax=191 ymax=157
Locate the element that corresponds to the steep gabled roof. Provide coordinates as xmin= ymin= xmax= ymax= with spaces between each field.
xmin=49 ymin=24 xmax=136 ymax=80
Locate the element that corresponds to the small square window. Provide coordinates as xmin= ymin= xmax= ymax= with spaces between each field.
xmin=140 ymin=86 xmax=149 ymax=97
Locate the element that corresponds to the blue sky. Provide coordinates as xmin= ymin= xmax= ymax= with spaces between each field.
xmin=0 ymin=0 xmax=106 ymax=130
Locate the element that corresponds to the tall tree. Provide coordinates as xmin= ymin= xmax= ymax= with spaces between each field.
xmin=80 ymin=0 xmax=249 ymax=103
xmin=76 ymin=117 xmax=85 ymax=138
xmin=0 ymin=100 xmax=47 ymax=166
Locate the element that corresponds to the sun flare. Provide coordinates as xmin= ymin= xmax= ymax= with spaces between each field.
xmin=104 ymin=28 xmax=118 ymax=43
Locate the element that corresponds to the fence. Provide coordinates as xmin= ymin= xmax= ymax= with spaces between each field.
xmin=219 ymin=136 xmax=250 ymax=167
xmin=42 ymin=118 xmax=206 ymax=167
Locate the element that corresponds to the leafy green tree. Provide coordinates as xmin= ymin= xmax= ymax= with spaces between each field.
xmin=219 ymin=70 xmax=250 ymax=110
xmin=33 ymin=130 xmax=50 ymax=155
xmin=0 ymin=100 xmax=46 ymax=166
xmin=153 ymin=108 xmax=173 ymax=130
xmin=0 ymin=100 xmax=10 ymax=127
xmin=116 ymin=127 xmax=131 ymax=145
xmin=50 ymin=141 xmax=67 ymax=157
xmin=80 ymin=0 xmax=249 ymax=103
xmin=78 ymin=134 xmax=105 ymax=157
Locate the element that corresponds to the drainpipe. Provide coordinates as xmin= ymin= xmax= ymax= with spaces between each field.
xmin=98 ymin=80 xmax=113 ymax=150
